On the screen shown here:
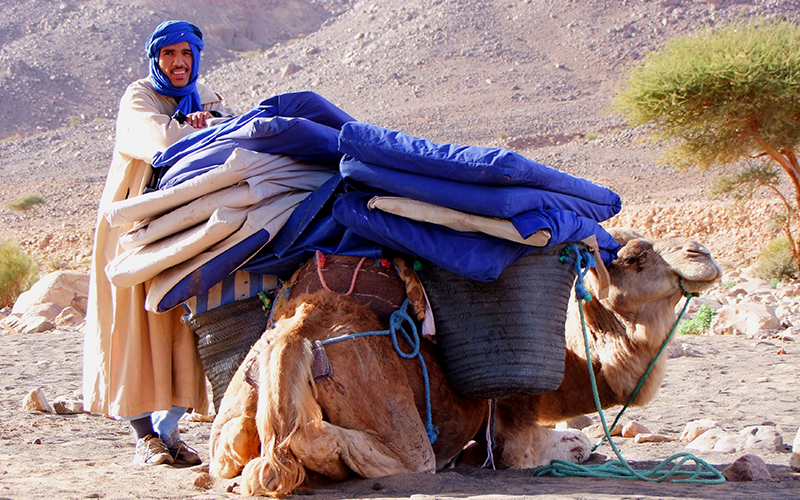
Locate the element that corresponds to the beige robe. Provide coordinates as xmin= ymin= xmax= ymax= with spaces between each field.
xmin=83 ymin=79 xmax=235 ymax=417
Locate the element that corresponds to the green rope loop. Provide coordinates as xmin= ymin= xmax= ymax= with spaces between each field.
xmin=593 ymin=279 xmax=694 ymax=451
xmin=535 ymin=274 xmax=725 ymax=484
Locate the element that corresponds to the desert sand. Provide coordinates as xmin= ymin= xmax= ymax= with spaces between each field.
xmin=2 ymin=313 xmax=799 ymax=499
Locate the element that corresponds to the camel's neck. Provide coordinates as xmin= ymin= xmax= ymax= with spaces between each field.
xmin=535 ymin=294 xmax=679 ymax=424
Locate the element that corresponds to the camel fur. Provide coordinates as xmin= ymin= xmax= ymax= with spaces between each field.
xmin=209 ymin=229 xmax=722 ymax=496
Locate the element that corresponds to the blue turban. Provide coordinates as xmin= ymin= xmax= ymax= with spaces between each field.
xmin=145 ymin=21 xmax=204 ymax=116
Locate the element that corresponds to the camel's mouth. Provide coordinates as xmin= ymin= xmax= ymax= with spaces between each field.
xmin=654 ymin=239 xmax=722 ymax=287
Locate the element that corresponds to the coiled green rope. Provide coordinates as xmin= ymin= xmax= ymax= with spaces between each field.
xmin=535 ymin=246 xmax=725 ymax=484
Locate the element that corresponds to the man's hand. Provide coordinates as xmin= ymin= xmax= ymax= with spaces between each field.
xmin=185 ymin=111 xmax=214 ymax=129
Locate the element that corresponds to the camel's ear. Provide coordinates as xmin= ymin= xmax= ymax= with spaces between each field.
xmin=580 ymin=237 xmax=610 ymax=300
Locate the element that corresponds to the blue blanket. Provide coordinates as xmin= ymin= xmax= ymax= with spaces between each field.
xmin=152 ymin=91 xmax=356 ymax=189
xmin=335 ymin=122 xmax=621 ymax=273
xmin=148 ymin=92 xmax=623 ymax=309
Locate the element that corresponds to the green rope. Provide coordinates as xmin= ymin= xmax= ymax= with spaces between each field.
xmin=592 ymin=279 xmax=693 ymax=452
xmin=535 ymin=263 xmax=725 ymax=484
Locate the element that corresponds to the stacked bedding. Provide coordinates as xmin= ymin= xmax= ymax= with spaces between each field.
xmin=107 ymin=91 xmax=622 ymax=312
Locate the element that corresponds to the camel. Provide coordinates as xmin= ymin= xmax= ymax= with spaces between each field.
xmin=208 ymin=228 xmax=722 ymax=496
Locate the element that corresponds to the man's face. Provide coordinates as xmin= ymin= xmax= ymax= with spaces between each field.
xmin=158 ymin=41 xmax=193 ymax=87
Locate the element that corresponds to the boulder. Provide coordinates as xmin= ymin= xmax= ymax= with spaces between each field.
xmin=11 ymin=271 xmax=89 ymax=316
xmin=729 ymin=278 xmax=777 ymax=296
xmin=2 ymin=313 xmax=55 ymax=334
xmin=710 ymin=303 xmax=781 ymax=337
xmin=1 ymin=271 xmax=89 ymax=333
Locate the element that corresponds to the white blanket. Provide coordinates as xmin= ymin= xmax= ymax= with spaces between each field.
xmin=104 ymin=148 xmax=332 ymax=227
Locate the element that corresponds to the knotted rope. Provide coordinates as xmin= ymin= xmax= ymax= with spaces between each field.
xmin=320 ymin=299 xmax=439 ymax=444
xmin=535 ymin=245 xmax=725 ymax=484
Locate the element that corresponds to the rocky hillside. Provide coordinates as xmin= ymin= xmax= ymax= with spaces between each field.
xmin=0 ymin=0 xmax=798 ymax=270
xmin=0 ymin=0 xmax=344 ymax=139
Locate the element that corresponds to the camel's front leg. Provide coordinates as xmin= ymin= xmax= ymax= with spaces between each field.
xmin=500 ymin=424 xmax=592 ymax=468
xmin=494 ymin=398 xmax=591 ymax=468
xmin=211 ymin=415 xmax=261 ymax=478
xmin=290 ymin=419 xmax=435 ymax=479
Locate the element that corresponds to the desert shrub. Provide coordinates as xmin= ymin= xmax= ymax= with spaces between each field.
xmin=0 ymin=243 xmax=38 ymax=308
xmin=6 ymin=193 xmax=45 ymax=212
xmin=678 ymin=303 xmax=717 ymax=335
xmin=756 ymin=235 xmax=798 ymax=282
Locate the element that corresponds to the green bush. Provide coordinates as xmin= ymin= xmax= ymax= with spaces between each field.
xmin=6 ymin=193 xmax=45 ymax=212
xmin=0 ymin=243 xmax=38 ymax=308
xmin=756 ymin=235 xmax=798 ymax=282
xmin=678 ymin=303 xmax=717 ymax=335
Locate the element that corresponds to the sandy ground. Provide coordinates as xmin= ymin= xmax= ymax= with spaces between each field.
xmin=2 ymin=326 xmax=800 ymax=500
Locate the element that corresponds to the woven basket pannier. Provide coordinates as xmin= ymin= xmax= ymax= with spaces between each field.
xmin=416 ymin=242 xmax=585 ymax=399
xmin=186 ymin=296 xmax=268 ymax=412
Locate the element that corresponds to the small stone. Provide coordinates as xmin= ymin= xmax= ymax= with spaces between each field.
xmin=681 ymin=419 xmax=720 ymax=442
xmin=566 ymin=415 xmax=593 ymax=430
xmin=52 ymin=398 xmax=84 ymax=414
xmin=187 ymin=412 xmax=215 ymax=423
xmin=23 ymin=388 xmax=54 ymax=413
xmin=556 ymin=415 xmax=593 ymax=430
xmin=31 ymin=437 xmax=42 ymax=445
xmin=280 ymin=62 xmax=302 ymax=78
xmin=633 ymin=433 xmax=676 ymax=443
xmin=622 ymin=421 xmax=650 ymax=438
xmin=722 ymin=454 xmax=771 ymax=482
xmin=791 ymin=453 xmax=800 ymax=472
xmin=582 ymin=423 xmax=622 ymax=439
xmin=713 ymin=433 xmax=743 ymax=453
xmin=193 ymin=472 xmax=213 ymax=490
xmin=55 ymin=307 xmax=84 ymax=328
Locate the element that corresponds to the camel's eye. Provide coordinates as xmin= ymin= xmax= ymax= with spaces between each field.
xmin=616 ymin=243 xmax=653 ymax=269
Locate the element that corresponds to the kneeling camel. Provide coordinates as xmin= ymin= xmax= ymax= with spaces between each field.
xmin=209 ymin=229 xmax=722 ymax=496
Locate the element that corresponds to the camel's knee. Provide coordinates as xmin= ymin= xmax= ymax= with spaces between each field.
xmin=288 ymin=421 xmax=351 ymax=480
xmin=210 ymin=416 xmax=260 ymax=479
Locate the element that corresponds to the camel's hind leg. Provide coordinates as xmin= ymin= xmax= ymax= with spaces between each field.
xmin=289 ymin=416 xmax=433 ymax=480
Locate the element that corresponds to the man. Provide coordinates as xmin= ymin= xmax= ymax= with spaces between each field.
xmin=83 ymin=20 xmax=234 ymax=467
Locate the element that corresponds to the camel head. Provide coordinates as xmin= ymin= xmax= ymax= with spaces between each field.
xmin=586 ymin=228 xmax=722 ymax=322
xmin=566 ymin=228 xmax=723 ymax=408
